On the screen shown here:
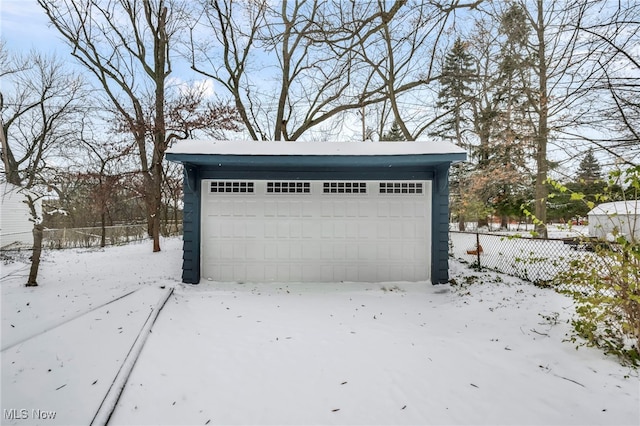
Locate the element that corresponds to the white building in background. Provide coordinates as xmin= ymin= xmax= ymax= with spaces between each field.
xmin=587 ymin=200 xmax=640 ymax=242
xmin=0 ymin=182 xmax=40 ymax=248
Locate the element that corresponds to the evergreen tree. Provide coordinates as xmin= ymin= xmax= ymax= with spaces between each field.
xmin=577 ymin=148 xmax=602 ymax=183
xmin=573 ymin=148 xmax=605 ymax=215
xmin=548 ymin=150 xmax=606 ymax=222
xmin=460 ymin=9 xmax=534 ymax=230
xmin=432 ymin=38 xmax=477 ymax=229
xmin=381 ymin=120 xmax=406 ymax=141
xmin=431 ymin=37 xmax=476 ymax=147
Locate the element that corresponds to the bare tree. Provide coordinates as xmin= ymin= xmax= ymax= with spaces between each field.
xmin=38 ymin=0 xmax=180 ymax=251
xmin=74 ymin=119 xmax=137 ymax=247
xmin=39 ymin=0 xmax=239 ymax=252
xmin=1 ymin=47 xmax=87 ymax=286
xmin=352 ymin=1 xmax=486 ymax=141
xmin=491 ymin=0 xmax=596 ymax=238
xmin=573 ymin=1 xmax=640 ymax=165
xmin=191 ymin=0 xmax=487 ymax=141
xmin=190 ymin=0 xmax=418 ymax=141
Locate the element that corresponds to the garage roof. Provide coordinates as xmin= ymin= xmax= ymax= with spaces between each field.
xmin=168 ymin=140 xmax=466 ymax=156
xmin=588 ymin=201 xmax=639 ymax=216
xmin=167 ymin=140 xmax=467 ymax=168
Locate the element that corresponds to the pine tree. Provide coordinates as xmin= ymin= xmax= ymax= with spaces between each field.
xmin=461 ymin=9 xmax=534 ymax=230
xmin=431 ymin=37 xmax=476 ymax=147
xmin=549 ymin=149 xmax=606 ymax=221
xmin=381 ymin=120 xmax=406 ymax=141
xmin=577 ymin=148 xmax=602 ymax=183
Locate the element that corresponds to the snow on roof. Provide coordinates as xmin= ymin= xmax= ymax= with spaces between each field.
xmin=166 ymin=139 xmax=467 ymax=157
xmin=588 ymin=200 xmax=640 ymax=216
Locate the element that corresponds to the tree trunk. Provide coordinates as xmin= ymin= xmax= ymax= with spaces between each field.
xmin=533 ymin=0 xmax=549 ymax=239
xmin=501 ymin=215 xmax=509 ymax=230
xmin=151 ymin=163 xmax=163 ymax=252
xmin=143 ymin=170 xmax=162 ymax=252
xmin=100 ymin=211 xmax=106 ymax=248
xmin=26 ymin=222 xmax=44 ymax=287
xmin=458 ymin=215 xmax=465 ymax=231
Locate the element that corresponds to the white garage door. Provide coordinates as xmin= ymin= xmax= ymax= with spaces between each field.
xmin=201 ymin=180 xmax=431 ymax=282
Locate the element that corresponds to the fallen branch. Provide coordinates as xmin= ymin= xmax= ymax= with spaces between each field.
xmin=554 ymin=374 xmax=585 ymax=388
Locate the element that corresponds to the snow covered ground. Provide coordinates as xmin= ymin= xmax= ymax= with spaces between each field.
xmin=1 ymin=237 xmax=638 ymax=425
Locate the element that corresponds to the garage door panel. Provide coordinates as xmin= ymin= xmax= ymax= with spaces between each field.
xmin=377 ymin=202 xmax=389 ymax=217
xmin=345 ymin=265 xmax=358 ymax=282
xmin=403 ymin=201 xmax=416 ymax=217
xmin=303 ymin=224 xmax=320 ymax=239
xmin=277 ymin=202 xmax=291 ymax=217
xmin=201 ymin=180 xmax=431 ymax=282
xmin=346 ymin=201 xmax=359 ymax=217
xmin=333 ymin=222 xmax=346 ymax=239
xmin=290 ymin=264 xmax=303 ymax=281
xmin=332 ymin=201 xmax=346 ymax=217
xmin=264 ymin=223 xmax=276 ymax=238
xmin=288 ymin=202 xmax=301 ymax=217
xmin=388 ymin=203 xmax=402 ymax=217
xmin=244 ymin=201 xmax=258 ymax=217
xmin=219 ymin=201 xmax=234 ymax=216
xmin=289 ymin=221 xmax=302 ymax=238
xmin=245 ymin=222 xmax=260 ymax=238
xmin=290 ymin=242 xmax=302 ymax=259
xmin=376 ymin=245 xmax=389 ymax=258
xmin=233 ymin=223 xmax=246 ymax=238
xmin=264 ymin=244 xmax=276 ymax=259
xmin=246 ymin=264 xmax=262 ymax=281
xmin=276 ymin=242 xmax=290 ymax=260
xmin=388 ymin=222 xmax=403 ymax=238
xmin=265 ymin=264 xmax=277 ymax=281
xmin=301 ymin=201 xmax=314 ymax=217
xmin=303 ymin=244 xmax=321 ymax=260
xmin=246 ymin=243 xmax=260 ymax=260
xmin=358 ymin=243 xmax=376 ymax=260
xmin=359 ymin=222 xmax=374 ymax=239
xmin=346 ymin=245 xmax=358 ymax=260
xmin=321 ymin=222 xmax=333 ymax=238
xmin=321 ymin=202 xmax=332 ymax=217
xmin=233 ymin=243 xmax=245 ymax=258
xmin=402 ymin=222 xmax=415 ymax=239
xmin=264 ymin=201 xmax=276 ymax=217
xmin=321 ymin=244 xmax=333 ymax=260
xmin=388 ymin=243 xmax=404 ymax=260
xmin=333 ymin=243 xmax=346 ymax=260
xmin=277 ymin=222 xmax=289 ymax=238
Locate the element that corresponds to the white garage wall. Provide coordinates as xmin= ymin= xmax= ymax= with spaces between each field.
xmin=200 ymin=180 xmax=431 ymax=283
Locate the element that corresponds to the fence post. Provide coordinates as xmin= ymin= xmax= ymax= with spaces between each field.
xmin=476 ymin=232 xmax=481 ymax=270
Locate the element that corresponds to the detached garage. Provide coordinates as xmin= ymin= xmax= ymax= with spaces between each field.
xmin=167 ymin=140 xmax=466 ymax=284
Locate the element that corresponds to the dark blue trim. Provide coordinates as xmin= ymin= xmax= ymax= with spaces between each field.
xmin=166 ymin=153 xmax=466 ymax=168
xmin=181 ymin=165 xmax=201 ymax=284
xmin=431 ymin=165 xmax=451 ymax=284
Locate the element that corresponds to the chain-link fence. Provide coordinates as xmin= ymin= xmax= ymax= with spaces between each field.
xmin=42 ymin=223 xmax=183 ymax=249
xmin=1 ymin=224 xmax=184 ymax=251
xmin=449 ymin=230 xmax=604 ymax=289
xmin=43 ymin=225 xmax=146 ymax=249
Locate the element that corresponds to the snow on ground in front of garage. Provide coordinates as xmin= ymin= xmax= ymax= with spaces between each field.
xmin=2 ymin=237 xmax=639 ymax=425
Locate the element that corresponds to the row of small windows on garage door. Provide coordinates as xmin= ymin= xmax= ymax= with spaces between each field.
xmin=209 ymin=181 xmax=424 ymax=194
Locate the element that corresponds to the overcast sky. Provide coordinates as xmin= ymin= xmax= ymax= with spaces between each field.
xmin=1 ymin=1 xmax=64 ymax=53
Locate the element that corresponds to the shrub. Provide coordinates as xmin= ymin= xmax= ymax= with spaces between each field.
xmin=549 ymin=166 xmax=640 ymax=365
xmin=555 ymin=238 xmax=639 ymax=365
